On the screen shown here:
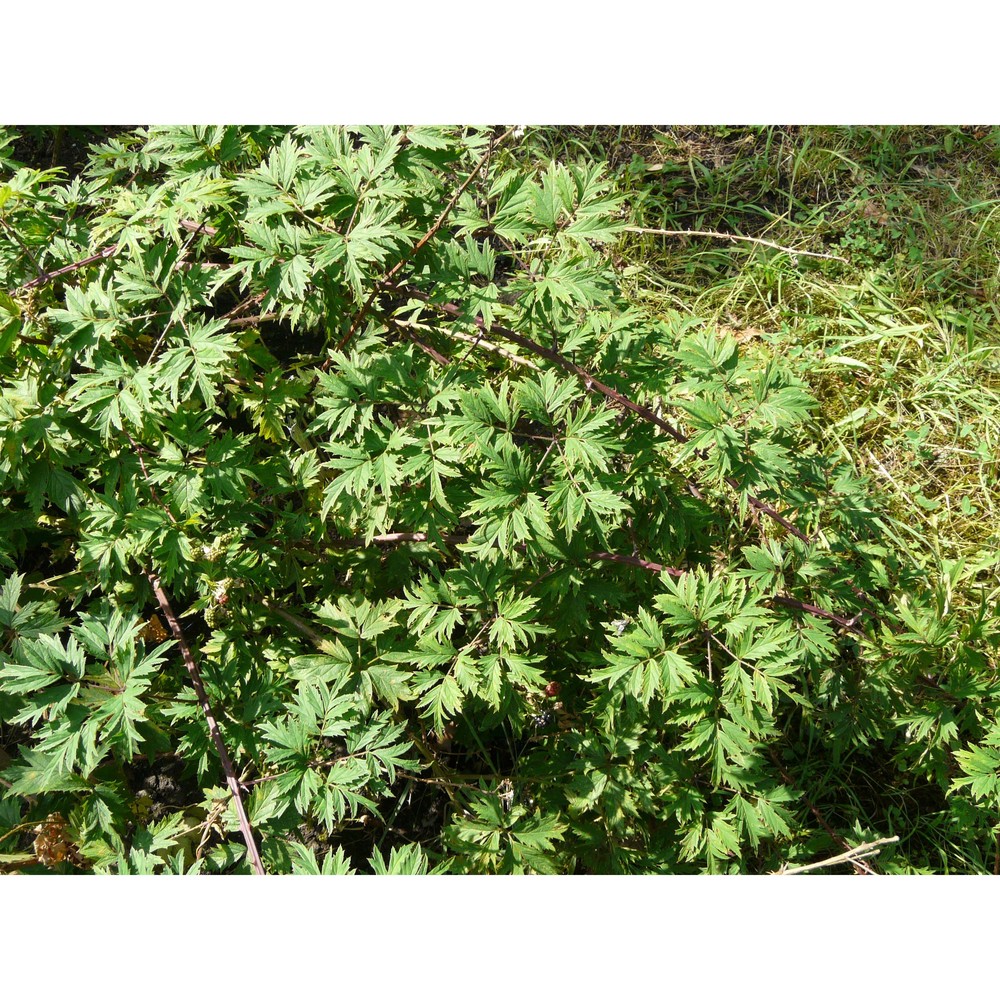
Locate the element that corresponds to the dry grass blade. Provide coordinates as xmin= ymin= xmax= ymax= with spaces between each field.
xmin=624 ymin=226 xmax=849 ymax=262
xmin=773 ymin=836 xmax=900 ymax=875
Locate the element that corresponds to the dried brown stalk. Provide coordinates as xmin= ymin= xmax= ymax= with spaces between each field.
xmin=773 ymin=836 xmax=899 ymax=875
xmin=123 ymin=428 xmax=265 ymax=874
xmin=12 ymin=218 xmax=218 ymax=294
xmin=589 ymin=551 xmax=685 ymax=578
xmin=147 ymin=573 xmax=266 ymax=876
xmin=315 ymin=529 xmax=857 ymax=633
xmin=403 ymin=286 xmax=817 ymax=541
xmin=17 ymin=244 xmax=120 ymax=291
xmin=768 ymin=749 xmax=871 ymax=874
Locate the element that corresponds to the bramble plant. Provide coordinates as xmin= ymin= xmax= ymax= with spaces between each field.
xmin=1 ymin=125 xmax=999 ymax=874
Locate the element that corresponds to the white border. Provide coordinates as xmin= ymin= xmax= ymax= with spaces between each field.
xmin=3 ymin=874 xmax=995 ymax=991
xmin=3 ymin=3 xmax=997 ymax=123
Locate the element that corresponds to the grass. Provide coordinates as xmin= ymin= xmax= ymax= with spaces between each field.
xmin=604 ymin=126 xmax=1000 ymax=579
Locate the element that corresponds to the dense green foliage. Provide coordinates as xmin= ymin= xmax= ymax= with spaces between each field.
xmin=1 ymin=125 xmax=999 ymax=874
